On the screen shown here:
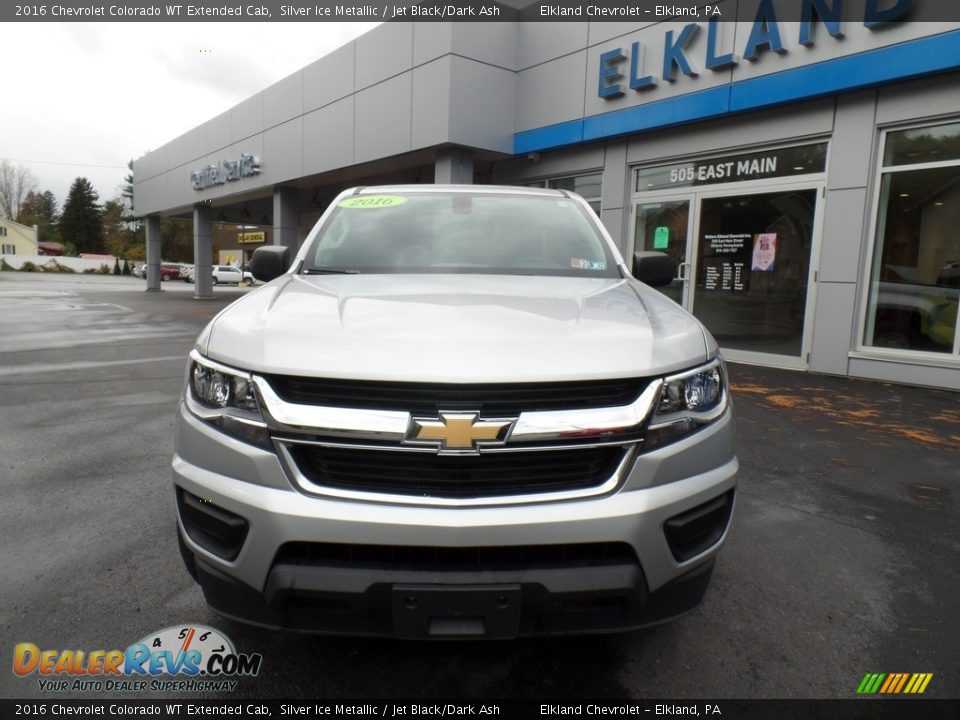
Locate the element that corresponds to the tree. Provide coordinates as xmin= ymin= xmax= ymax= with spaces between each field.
xmin=103 ymin=198 xmax=131 ymax=258
xmin=162 ymin=217 xmax=194 ymax=262
xmin=60 ymin=178 xmax=104 ymax=254
xmin=121 ymin=159 xmax=145 ymax=258
xmin=18 ymin=190 xmax=60 ymax=245
xmin=122 ymin=160 xmax=135 ymax=215
xmin=0 ymin=159 xmax=39 ymax=220
xmin=117 ymin=158 xmax=189 ymax=263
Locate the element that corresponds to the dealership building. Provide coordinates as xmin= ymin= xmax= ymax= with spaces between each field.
xmin=133 ymin=6 xmax=960 ymax=390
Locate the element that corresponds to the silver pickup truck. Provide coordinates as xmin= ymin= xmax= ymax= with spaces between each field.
xmin=174 ymin=185 xmax=737 ymax=638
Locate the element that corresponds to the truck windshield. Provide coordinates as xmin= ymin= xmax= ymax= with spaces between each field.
xmin=301 ymin=192 xmax=619 ymax=278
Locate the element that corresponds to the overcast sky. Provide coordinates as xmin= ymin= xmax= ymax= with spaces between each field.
xmin=2 ymin=22 xmax=379 ymax=211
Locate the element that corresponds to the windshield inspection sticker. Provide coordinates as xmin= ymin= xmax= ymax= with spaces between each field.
xmin=571 ymin=258 xmax=606 ymax=270
xmin=339 ymin=196 xmax=407 ymax=209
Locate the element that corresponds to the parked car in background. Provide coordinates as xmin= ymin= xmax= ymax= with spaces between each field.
xmin=871 ymin=263 xmax=959 ymax=351
xmin=211 ymin=265 xmax=255 ymax=285
xmin=160 ymin=263 xmax=181 ymax=281
xmin=180 ymin=264 xmax=195 ymax=283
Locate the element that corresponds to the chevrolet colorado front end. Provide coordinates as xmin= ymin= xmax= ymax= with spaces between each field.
xmin=173 ymin=185 xmax=737 ymax=638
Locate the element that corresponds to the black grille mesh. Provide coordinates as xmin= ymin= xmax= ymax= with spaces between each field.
xmin=288 ymin=444 xmax=629 ymax=498
xmin=265 ymin=376 xmax=648 ymax=415
xmin=274 ymin=541 xmax=639 ymax=571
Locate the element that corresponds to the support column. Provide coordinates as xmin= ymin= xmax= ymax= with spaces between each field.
xmin=435 ymin=147 xmax=474 ymax=184
xmin=193 ymin=204 xmax=213 ymax=299
xmin=273 ymin=186 xmax=299 ymax=254
xmin=145 ymin=215 xmax=161 ymax=291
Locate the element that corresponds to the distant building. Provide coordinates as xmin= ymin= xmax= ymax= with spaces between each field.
xmin=0 ymin=219 xmax=39 ymax=256
xmin=37 ymin=242 xmax=65 ymax=256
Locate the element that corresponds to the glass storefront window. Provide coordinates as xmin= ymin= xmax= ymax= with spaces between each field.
xmin=525 ymin=173 xmax=602 ymax=214
xmin=882 ymin=121 xmax=960 ymax=167
xmin=865 ymin=124 xmax=960 ymax=354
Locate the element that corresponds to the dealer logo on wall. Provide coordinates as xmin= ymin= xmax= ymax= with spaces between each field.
xmin=12 ymin=624 xmax=263 ymax=693
xmin=191 ymin=153 xmax=260 ymax=191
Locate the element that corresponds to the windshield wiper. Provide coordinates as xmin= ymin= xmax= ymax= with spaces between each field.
xmin=303 ymin=268 xmax=361 ymax=275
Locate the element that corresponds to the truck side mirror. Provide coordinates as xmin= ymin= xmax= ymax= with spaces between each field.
xmin=632 ymin=251 xmax=676 ymax=288
xmin=250 ymin=246 xmax=291 ymax=283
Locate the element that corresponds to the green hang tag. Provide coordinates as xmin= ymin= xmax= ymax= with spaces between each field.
xmin=654 ymin=226 xmax=670 ymax=249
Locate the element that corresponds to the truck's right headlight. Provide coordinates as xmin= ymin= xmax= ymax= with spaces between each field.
xmin=646 ymin=358 xmax=728 ymax=449
xmin=185 ymin=350 xmax=271 ymax=449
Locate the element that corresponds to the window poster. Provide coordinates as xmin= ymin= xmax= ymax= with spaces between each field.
xmin=752 ymin=233 xmax=778 ymax=271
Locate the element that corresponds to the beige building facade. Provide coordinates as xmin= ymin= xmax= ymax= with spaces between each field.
xmin=0 ymin=219 xmax=39 ymax=257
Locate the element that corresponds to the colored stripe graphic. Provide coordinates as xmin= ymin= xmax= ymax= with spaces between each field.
xmin=892 ymin=674 xmax=909 ymax=694
xmin=857 ymin=673 xmax=884 ymax=694
xmin=857 ymin=673 xmax=932 ymax=694
xmin=909 ymin=673 xmax=933 ymax=694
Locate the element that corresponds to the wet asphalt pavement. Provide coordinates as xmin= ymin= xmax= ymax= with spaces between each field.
xmin=0 ymin=272 xmax=957 ymax=701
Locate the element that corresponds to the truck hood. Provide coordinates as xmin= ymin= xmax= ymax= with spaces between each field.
xmin=203 ymin=274 xmax=709 ymax=383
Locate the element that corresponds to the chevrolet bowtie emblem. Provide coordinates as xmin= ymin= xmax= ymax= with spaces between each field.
xmin=408 ymin=412 xmax=514 ymax=451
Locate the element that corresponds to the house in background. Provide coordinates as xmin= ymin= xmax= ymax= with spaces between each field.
xmin=0 ymin=219 xmax=38 ymax=256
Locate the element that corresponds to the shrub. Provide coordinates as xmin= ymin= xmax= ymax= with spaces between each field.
xmin=98 ymin=263 xmax=111 ymax=274
xmin=20 ymin=261 xmax=38 ymax=272
xmin=113 ymin=258 xmax=121 ymax=276
xmin=122 ymin=259 xmax=131 ymax=276
xmin=1 ymin=257 xmax=14 ymax=271
xmin=43 ymin=260 xmax=76 ymax=273
xmin=82 ymin=268 xmax=98 ymax=274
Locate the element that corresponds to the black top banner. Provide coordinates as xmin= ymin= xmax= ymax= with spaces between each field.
xmin=2 ymin=699 xmax=960 ymax=719
xmin=4 ymin=0 xmax=960 ymax=23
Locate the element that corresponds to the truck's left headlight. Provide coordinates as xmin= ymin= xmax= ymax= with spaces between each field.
xmin=185 ymin=350 xmax=271 ymax=449
xmin=646 ymin=358 xmax=729 ymax=449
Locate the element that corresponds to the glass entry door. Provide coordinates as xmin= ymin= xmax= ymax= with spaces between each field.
xmin=691 ymin=188 xmax=818 ymax=360
xmin=632 ymin=185 xmax=821 ymax=365
xmin=633 ymin=198 xmax=691 ymax=306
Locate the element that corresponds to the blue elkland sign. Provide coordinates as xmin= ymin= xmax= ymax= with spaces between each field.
xmin=598 ymin=0 xmax=913 ymax=99
xmin=513 ymin=0 xmax=959 ymax=155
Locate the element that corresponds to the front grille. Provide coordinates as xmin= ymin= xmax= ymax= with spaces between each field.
xmin=263 ymin=375 xmax=648 ymax=414
xmin=286 ymin=444 xmax=629 ymax=498
xmin=274 ymin=541 xmax=639 ymax=572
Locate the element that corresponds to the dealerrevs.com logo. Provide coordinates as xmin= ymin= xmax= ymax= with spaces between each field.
xmin=12 ymin=625 xmax=263 ymax=693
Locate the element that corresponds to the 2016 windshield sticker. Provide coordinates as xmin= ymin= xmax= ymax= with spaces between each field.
xmin=339 ymin=196 xmax=407 ymax=209
xmin=571 ymin=258 xmax=606 ymax=270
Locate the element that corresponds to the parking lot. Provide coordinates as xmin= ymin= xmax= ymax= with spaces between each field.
xmin=1 ymin=271 xmax=957 ymax=700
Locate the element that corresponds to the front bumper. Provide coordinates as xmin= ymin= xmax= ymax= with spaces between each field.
xmin=173 ymin=403 xmax=738 ymax=637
